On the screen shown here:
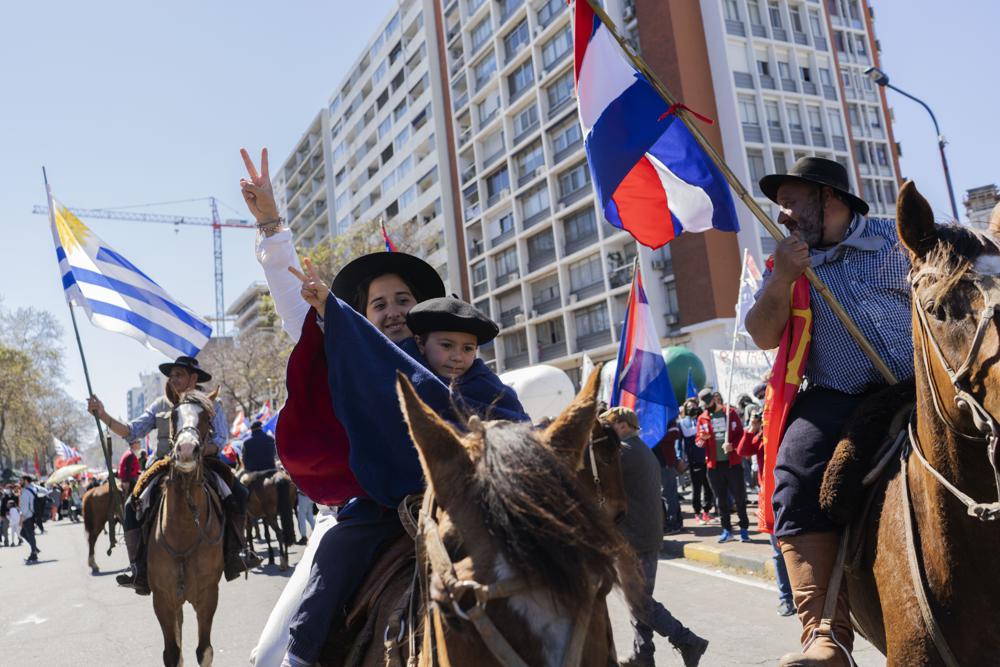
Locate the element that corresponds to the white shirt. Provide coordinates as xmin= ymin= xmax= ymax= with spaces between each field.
xmin=256 ymin=229 xmax=310 ymax=342
xmin=19 ymin=485 xmax=36 ymax=519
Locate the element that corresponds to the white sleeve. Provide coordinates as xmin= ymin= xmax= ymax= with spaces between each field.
xmin=256 ymin=229 xmax=310 ymax=342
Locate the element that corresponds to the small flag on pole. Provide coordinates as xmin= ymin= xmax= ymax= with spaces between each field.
xmin=610 ymin=264 xmax=679 ymax=446
xmin=46 ymin=193 xmax=212 ymax=358
xmin=381 ymin=220 xmax=397 ymax=253
xmin=574 ymin=1 xmax=739 ymax=249
xmin=686 ymin=368 xmax=698 ymax=399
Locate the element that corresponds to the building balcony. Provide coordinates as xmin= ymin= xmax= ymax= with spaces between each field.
xmin=483 ymin=149 xmax=506 ymax=170
xmin=781 ymin=78 xmax=798 ymax=92
xmin=522 ymin=207 xmax=551 ymax=230
xmin=532 ymin=295 xmax=561 ymax=316
xmin=538 ymin=340 xmax=567 ymax=362
xmin=553 ymin=140 xmax=583 ymax=165
xmin=725 ymin=19 xmax=746 ymax=36
xmin=734 ymin=72 xmax=755 ymax=89
xmin=548 ymin=96 xmax=573 ymax=119
xmin=576 ymin=330 xmax=611 ymax=350
xmin=473 ymin=280 xmax=489 ymax=298
xmin=490 ymin=227 xmax=515 ymax=247
xmin=564 ymin=230 xmax=598 ymax=255
xmin=771 ymin=27 xmax=788 ymax=41
xmin=499 ymin=307 xmax=523 ymax=329
xmin=811 ymin=132 xmax=828 ymax=147
xmin=570 ymin=281 xmax=604 ymax=301
xmin=790 ymin=128 xmax=807 ymax=144
xmin=833 ymin=135 xmax=848 ymax=151
xmin=495 ymin=270 xmax=519 ymax=287
xmin=513 ymin=121 xmax=540 ymax=147
xmin=527 ymin=249 xmax=555 ymax=273
xmin=815 ymin=36 xmax=828 ymax=51
xmin=743 ymin=124 xmax=764 ymax=143
xmin=504 ymin=352 xmax=529 ymax=369
xmin=793 ymin=32 xmax=809 ymax=45
xmin=760 ymin=74 xmax=776 ymax=90
xmin=802 ymin=81 xmax=818 ymax=96
xmin=452 ymin=92 xmax=469 ymax=112
xmin=559 ymin=186 xmax=590 ymax=208
xmin=464 ymin=202 xmax=482 ymax=221
xmin=608 ymin=265 xmax=633 ymax=289
xmin=469 ymin=238 xmax=485 ymax=258
xmin=823 ymin=85 xmax=838 ymax=101
xmin=750 ymin=23 xmax=767 ymax=38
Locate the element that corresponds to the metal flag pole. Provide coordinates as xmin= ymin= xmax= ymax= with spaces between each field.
xmin=42 ymin=168 xmax=124 ymax=544
xmin=582 ymin=0 xmax=898 ymax=385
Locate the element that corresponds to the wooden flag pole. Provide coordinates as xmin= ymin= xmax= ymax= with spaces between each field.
xmin=42 ymin=168 xmax=125 ymax=543
xmin=582 ymin=0 xmax=897 ymax=384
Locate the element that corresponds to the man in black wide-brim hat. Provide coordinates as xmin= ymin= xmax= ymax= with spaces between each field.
xmin=745 ymin=157 xmax=914 ymax=666
xmin=89 ymin=355 xmax=262 ymax=594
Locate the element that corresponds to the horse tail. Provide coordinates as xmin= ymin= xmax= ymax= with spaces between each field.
xmin=274 ymin=474 xmax=295 ymax=547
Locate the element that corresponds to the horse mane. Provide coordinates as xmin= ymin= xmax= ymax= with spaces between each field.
xmin=921 ymin=223 xmax=998 ymax=304
xmin=467 ymin=419 xmax=624 ymax=610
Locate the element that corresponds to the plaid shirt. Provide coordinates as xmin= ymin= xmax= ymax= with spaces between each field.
xmin=758 ymin=216 xmax=914 ymax=394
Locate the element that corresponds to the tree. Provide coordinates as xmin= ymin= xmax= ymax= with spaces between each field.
xmin=299 ymin=217 xmax=417 ymax=286
xmin=199 ymin=330 xmax=292 ymax=422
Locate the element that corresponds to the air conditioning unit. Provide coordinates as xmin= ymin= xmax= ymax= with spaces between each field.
xmin=514 ymin=313 xmax=526 ymax=324
xmin=530 ymin=309 xmax=539 ymax=318
xmin=533 ymin=167 xmax=545 ymax=178
xmin=665 ymin=313 xmax=680 ymax=326
xmin=569 ymin=293 xmax=579 ymax=304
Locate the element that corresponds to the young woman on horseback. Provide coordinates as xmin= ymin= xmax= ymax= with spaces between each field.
xmin=746 ymin=158 xmax=914 ymax=666
xmin=88 ymin=356 xmax=262 ymax=594
xmin=240 ymin=148 xmax=528 ymax=667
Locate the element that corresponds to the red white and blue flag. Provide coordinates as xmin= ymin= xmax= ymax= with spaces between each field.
xmin=230 ymin=409 xmax=250 ymax=439
xmin=610 ymin=266 xmax=679 ymax=447
xmin=252 ymin=400 xmax=272 ymax=424
xmin=574 ymin=0 xmax=739 ymax=249
xmin=381 ymin=220 xmax=397 ymax=253
xmin=53 ymin=437 xmax=82 ymax=468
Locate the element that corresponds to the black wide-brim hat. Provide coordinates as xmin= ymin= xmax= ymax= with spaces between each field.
xmin=406 ymin=297 xmax=499 ymax=345
xmin=331 ymin=252 xmax=446 ymax=308
xmin=759 ymin=156 xmax=869 ymax=216
xmin=158 ymin=355 xmax=212 ymax=383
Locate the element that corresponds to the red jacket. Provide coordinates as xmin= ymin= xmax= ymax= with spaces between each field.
xmin=118 ymin=450 xmax=140 ymax=483
xmin=695 ymin=407 xmax=744 ymax=469
xmin=736 ymin=430 xmax=764 ymax=484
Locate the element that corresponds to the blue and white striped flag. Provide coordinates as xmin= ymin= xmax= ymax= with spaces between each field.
xmin=47 ymin=192 xmax=212 ymax=358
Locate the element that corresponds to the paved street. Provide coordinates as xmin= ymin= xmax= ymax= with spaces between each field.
xmin=0 ymin=518 xmax=884 ymax=666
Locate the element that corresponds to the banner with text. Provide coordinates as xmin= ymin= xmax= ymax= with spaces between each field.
xmin=712 ymin=349 xmax=772 ymax=403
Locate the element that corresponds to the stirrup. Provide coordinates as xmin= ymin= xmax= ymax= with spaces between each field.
xmin=801 ymin=621 xmax=855 ymax=667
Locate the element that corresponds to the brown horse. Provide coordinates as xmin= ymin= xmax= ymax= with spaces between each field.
xmin=148 ymin=390 xmax=226 ymax=667
xmin=321 ymin=368 xmax=633 ymax=667
xmin=240 ymin=469 xmax=296 ymax=570
xmin=844 ymin=181 xmax=1000 ymax=664
xmin=81 ymin=480 xmax=123 ymax=573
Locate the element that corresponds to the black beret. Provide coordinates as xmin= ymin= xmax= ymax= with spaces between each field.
xmin=406 ymin=297 xmax=499 ymax=345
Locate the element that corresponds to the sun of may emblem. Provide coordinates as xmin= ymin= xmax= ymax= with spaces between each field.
xmin=54 ymin=203 xmax=91 ymax=252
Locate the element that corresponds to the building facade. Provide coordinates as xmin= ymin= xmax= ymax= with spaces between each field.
xmin=269 ymin=0 xmax=900 ymax=387
xmin=226 ymin=281 xmax=273 ymax=336
xmin=274 ymin=0 xmax=464 ymax=296
xmin=125 ymin=371 xmax=163 ymax=422
xmin=965 ymin=184 xmax=999 ymax=233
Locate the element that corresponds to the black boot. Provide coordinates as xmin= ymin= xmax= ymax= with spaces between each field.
xmin=115 ymin=528 xmax=150 ymax=595
xmin=224 ymin=512 xmax=262 ymax=581
xmin=672 ymin=633 xmax=709 ymax=667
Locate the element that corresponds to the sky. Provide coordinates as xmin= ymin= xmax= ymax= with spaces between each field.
xmin=0 ymin=1 xmax=996 ymax=431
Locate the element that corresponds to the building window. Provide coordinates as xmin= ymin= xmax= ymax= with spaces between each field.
xmin=473 ymin=51 xmax=497 ymax=90
xmin=532 ymin=276 xmax=560 ymax=306
xmin=393 ymin=99 xmax=408 ymax=122
xmin=875 ymin=144 xmax=889 ymax=167
xmin=768 ymin=0 xmax=783 ymax=29
xmin=505 ymin=330 xmax=529 ymax=356
xmin=541 ymin=25 xmax=572 ymax=70
xmin=574 ymin=303 xmax=609 ymax=337
xmin=854 ymin=141 xmax=869 ymax=165
xmin=494 ymin=246 xmax=518 ymax=277
xmin=773 ymin=150 xmax=788 ymax=175
xmin=521 ymin=183 xmax=550 ymax=220
xmin=867 ymin=106 xmax=883 ymax=130
xmin=748 ymin=0 xmax=764 ymax=25
xmin=853 ymin=34 xmax=868 ymax=57
xmin=764 ymin=100 xmax=781 ymax=128
xmin=497 ymin=211 xmax=515 ymax=235
xmin=564 ymin=207 xmax=597 ymax=246
xmin=827 ymin=110 xmax=845 ymax=136
xmin=546 ymin=69 xmax=574 ymax=112
xmin=394 ymin=125 xmax=410 ymax=151
xmin=513 ymin=104 xmax=539 ymax=138
xmin=482 ymin=128 xmax=505 ymax=162
xmin=800 ymin=66 xmax=813 ymax=83
xmin=515 ymin=141 xmax=545 ymax=181
xmin=757 ymin=59 xmax=772 ymax=78
xmin=558 ymin=162 xmax=591 ymax=200
xmin=738 ymin=96 xmax=759 ymax=125
xmin=569 ymin=255 xmax=602 ymax=292
xmin=508 ymin=59 xmax=534 ymax=99
xmin=527 ymin=229 xmax=555 ymax=255
xmin=504 ymin=20 xmax=530 ymax=61
xmin=399 ymin=185 xmax=417 ymax=209
xmin=809 ymin=10 xmax=824 ymax=36
xmin=747 ymin=149 xmax=767 ymax=195
xmin=378 ymin=117 xmax=392 ymax=139
xmin=847 ymin=105 xmax=862 ymax=130
xmin=786 ymin=104 xmax=803 ymax=130
xmin=486 ymin=168 xmax=511 ymax=203
xmin=724 ymin=0 xmax=740 ymax=22
xmin=478 ymin=92 xmax=501 ymax=125
xmin=537 ymin=0 xmax=563 ymax=28
xmin=807 ymin=106 xmax=824 ymax=132
xmin=472 ymin=261 xmax=487 ymax=286
xmin=552 ymin=117 xmax=582 ymax=158
xmin=790 ymin=6 xmax=804 ymax=32
xmin=537 ymin=318 xmax=565 ymax=345
xmin=470 ymin=16 xmax=493 ymax=53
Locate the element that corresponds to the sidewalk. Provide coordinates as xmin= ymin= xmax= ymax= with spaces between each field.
xmin=658 ymin=506 xmax=779 ymax=580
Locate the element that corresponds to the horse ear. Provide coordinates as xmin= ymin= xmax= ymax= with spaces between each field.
xmin=395 ymin=371 xmax=473 ymax=504
xmin=896 ymin=180 xmax=937 ymax=258
xmin=543 ymin=363 xmax=602 ymax=469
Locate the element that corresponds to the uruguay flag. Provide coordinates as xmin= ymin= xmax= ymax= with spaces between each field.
xmin=46 ymin=189 xmax=212 ymax=358
xmin=574 ymin=0 xmax=739 ymax=249
xmin=610 ymin=266 xmax=679 ymax=447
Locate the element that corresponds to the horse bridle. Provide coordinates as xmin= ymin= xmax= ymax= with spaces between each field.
xmin=588 ymin=431 xmax=609 ymax=508
xmin=910 ymin=260 xmax=1000 ymax=521
xmin=418 ymin=493 xmax=598 ymax=667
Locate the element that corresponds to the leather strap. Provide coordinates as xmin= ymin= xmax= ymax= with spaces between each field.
xmin=900 ymin=442 xmax=962 ymax=667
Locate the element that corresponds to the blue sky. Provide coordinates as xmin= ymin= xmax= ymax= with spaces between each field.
xmin=0 ymin=0 xmax=995 ymax=427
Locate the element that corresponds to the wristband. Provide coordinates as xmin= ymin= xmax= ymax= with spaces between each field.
xmin=256 ymin=218 xmax=285 ymax=237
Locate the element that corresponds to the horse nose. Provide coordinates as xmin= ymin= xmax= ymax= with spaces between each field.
xmin=175 ymin=436 xmax=198 ymax=462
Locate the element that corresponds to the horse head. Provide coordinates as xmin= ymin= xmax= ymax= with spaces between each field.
xmin=396 ymin=370 xmax=627 ymax=666
xmin=170 ymin=388 xmax=218 ymax=474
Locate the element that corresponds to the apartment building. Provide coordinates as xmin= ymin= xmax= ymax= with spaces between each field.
xmin=125 ymin=371 xmax=164 ymax=421
xmin=273 ymin=0 xmax=464 ymax=295
xmin=225 ymin=281 xmax=272 ymax=336
xmin=965 ymin=184 xmax=999 ymax=233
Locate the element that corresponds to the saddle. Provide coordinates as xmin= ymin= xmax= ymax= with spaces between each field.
xmin=319 ymin=495 xmax=422 ymax=667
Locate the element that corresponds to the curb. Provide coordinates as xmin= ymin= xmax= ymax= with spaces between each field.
xmin=660 ymin=539 xmax=777 ymax=580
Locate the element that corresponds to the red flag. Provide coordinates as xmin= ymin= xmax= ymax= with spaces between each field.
xmin=34 ymin=452 xmax=42 ymax=477
xmin=758 ymin=262 xmax=812 ymax=533
xmin=381 ymin=221 xmax=397 ymax=253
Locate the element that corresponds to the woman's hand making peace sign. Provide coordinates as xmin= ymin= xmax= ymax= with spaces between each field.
xmin=240 ymin=147 xmax=280 ymax=223
xmin=289 ymin=258 xmax=330 ymax=319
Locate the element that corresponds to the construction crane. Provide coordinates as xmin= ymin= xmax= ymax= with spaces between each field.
xmin=33 ymin=197 xmax=254 ymax=336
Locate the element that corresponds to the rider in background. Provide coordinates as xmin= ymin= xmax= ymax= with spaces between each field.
xmin=118 ymin=440 xmax=142 ymax=497
xmin=241 ymin=421 xmax=277 ymax=473
xmin=746 ymin=157 xmax=913 ymax=666
xmin=88 ymin=356 xmax=261 ymax=594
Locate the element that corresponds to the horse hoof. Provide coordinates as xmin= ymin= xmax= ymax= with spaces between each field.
xmin=197 ymin=646 xmax=213 ymax=666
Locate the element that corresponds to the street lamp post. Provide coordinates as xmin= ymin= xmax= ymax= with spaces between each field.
xmin=865 ymin=66 xmax=960 ymax=221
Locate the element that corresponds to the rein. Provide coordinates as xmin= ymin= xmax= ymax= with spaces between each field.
xmin=418 ymin=493 xmax=595 ymax=667
xmin=588 ymin=433 xmax=608 ymax=508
